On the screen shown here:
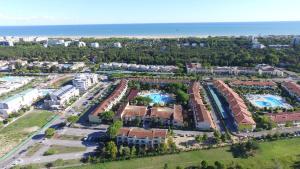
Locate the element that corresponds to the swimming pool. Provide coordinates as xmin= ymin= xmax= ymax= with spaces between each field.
xmin=246 ymin=94 xmax=293 ymax=109
xmin=140 ymin=92 xmax=174 ymax=105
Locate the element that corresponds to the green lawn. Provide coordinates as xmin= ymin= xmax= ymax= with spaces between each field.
xmin=66 ymin=138 xmax=300 ymax=169
xmin=0 ymin=110 xmax=54 ymax=157
xmin=56 ymin=134 xmax=83 ymax=141
xmin=46 ymin=145 xmax=86 ymax=155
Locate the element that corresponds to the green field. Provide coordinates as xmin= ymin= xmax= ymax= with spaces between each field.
xmin=65 ymin=138 xmax=300 ymax=169
xmin=46 ymin=145 xmax=86 ymax=155
xmin=0 ymin=110 xmax=54 ymax=157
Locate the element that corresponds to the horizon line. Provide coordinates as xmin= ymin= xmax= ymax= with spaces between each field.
xmin=0 ymin=20 xmax=300 ymax=27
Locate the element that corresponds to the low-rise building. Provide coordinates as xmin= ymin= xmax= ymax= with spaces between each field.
xmin=267 ymin=111 xmax=300 ymax=127
xmin=0 ymin=89 xmax=40 ymax=118
xmin=230 ymin=80 xmax=276 ymax=89
xmin=291 ymin=37 xmax=300 ymax=47
xmin=188 ymin=82 xmax=215 ymax=130
xmin=89 ymin=80 xmax=128 ymax=123
xmin=0 ymin=40 xmax=14 ymax=47
xmin=213 ymin=80 xmax=256 ymax=131
xmin=44 ymin=85 xmax=79 ymax=109
xmin=281 ymin=81 xmax=300 ymax=101
xmin=72 ymin=73 xmax=98 ymax=93
xmin=100 ymin=62 xmax=179 ymax=73
xmin=116 ymin=127 xmax=168 ymax=147
xmin=90 ymin=42 xmax=100 ymax=48
xmin=0 ymin=76 xmax=33 ymax=96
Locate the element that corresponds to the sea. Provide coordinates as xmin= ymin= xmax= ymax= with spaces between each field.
xmin=0 ymin=21 xmax=300 ymax=37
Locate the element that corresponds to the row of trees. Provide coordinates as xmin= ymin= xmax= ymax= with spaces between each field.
xmin=2 ymin=37 xmax=299 ymax=72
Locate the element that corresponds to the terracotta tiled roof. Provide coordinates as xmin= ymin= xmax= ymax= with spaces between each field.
xmin=121 ymin=105 xmax=147 ymax=118
xmin=150 ymin=107 xmax=173 ymax=120
xmin=213 ymin=80 xmax=256 ymax=126
xmin=282 ymin=81 xmax=300 ymax=97
xmin=118 ymin=127 xmax=168 ymax=139
xmin=230 ymin=80 xmax=276 ymax=87
xmin=267 ymin=111 xmax=300 ymax=123
xmin=173 ymin=105 xmax=184 ymax=123
xmin=127 ymin=77 xmax=190 ymax=84
xmin=189 ymin=81 xmax=216 ymax=129
xmin=91 ymin=79 xmax=128 ymax=116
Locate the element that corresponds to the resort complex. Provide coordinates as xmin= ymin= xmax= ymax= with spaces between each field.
xmin=0 ymin=36 xmax=300 ymax=169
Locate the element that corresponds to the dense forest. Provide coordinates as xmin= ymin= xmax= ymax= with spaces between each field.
xmin=0 ymin=37 xmax=299 ymax=72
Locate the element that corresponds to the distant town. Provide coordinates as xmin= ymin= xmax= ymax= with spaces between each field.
xmin=0 ymin=35 xmax=300 ymax=169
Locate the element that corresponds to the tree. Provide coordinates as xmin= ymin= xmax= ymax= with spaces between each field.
xmin=175 ymin=90 xmax=189 ymax=104
xmin=105 ymin=141 xmax=118 ymax=159
xmin=214 ymin=161 xmax=225 ymax=169
xmin=201 ymin=160 xmax=208 ymax=169
xmin=163 ymin=163 xmax=169 ymax=169
xmin=67 ymin=115 xmax=79 ymax=124
xmin=100 ymin=111 xmax=115 ymax=121
xmin=195 ymin=135 xmax=202 ymax=143
xmin=122 ymin=146 xmax=131 ymax=158
xmin=107 ymin=120 xmax=123 ymax=139
xmin=130 ymin=146 xmax=136 ymax=158
xmin=202 ymin=133 xmax=208 ymax=142
xmin=45 ymin=128 xmax=55 ymax=138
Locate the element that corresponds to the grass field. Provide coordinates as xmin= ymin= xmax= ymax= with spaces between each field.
xmin=0 ymin=110 xmax=54 ymax=157
xmin=56 ymin=134 xmax=83 ymax=141
xmin=64 ymin=138 xmax=300 ymax=169
xmin=46 ymin=145 xmax=86 ymax=155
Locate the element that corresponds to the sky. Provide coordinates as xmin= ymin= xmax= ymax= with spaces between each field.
xmin=0 ymin=0 xmax=300 ymax=26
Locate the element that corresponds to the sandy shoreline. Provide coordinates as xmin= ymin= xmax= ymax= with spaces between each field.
xmin=43 ymin=35 xmax=210 ymax=39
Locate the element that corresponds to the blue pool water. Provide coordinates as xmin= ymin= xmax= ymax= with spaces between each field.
xmin=141 ymin=93 xmax=174 ymax=104
xmin=247 ymin=94 xmax=292 ymax=109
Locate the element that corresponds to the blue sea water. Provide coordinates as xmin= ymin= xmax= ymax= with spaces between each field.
xmin=0 ymin=22 xmax=300 ymax=36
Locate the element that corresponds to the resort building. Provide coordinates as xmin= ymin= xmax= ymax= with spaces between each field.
xmin=89 ymin=79 xmax=128 ymax=123
xmin=128 ymin=77 xmax=190 ymax=85
xmin=90 ymin=42 xmax=100 ymax=48
xmin=44 ymin=85 xmax=79 ymax=109
xmin=230 ymin=80 xmax=276 ymax=89
xmin=281 ymin=81 xmax=300 ymax=101
xmin=100 ymin=62 xmax=179 ymax=73
xmin=267 ymin=111 xmax=300 ymax=127
xmin=188 ymin=81 xmax=216 ymax=130
xmin=186 ymin=63 xmax=284 ymax=77
xmin=186 ymin=63 xmax=212 ymax=74
xmin=0 ymin=40 xmax=14 ymax=47
xmin=0 ymin=89 xmax=41 ymax=118
xmin=213 ymin=80 xmax=256 ymax=131
xmin=116 ymin=127 xmax=168 ymax=147
xmin=119 ymin=103 xmax=147 ymax=121
xmin=148 ymin=105 xmax=183 ymax=127
xmin=0 ymin=76 xmax=33 ymax=96
xmin=291 ymin=36 xmax=300 ymax=47
xmin=72 ymin=73 xmax=98 ymax=93
xmin=118 ymin=103 xmax=184 ymax=127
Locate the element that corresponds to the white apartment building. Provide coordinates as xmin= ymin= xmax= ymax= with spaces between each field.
xmin=72 ymin=73 xmax=98 ymax=92
xmin=0 ymin=40 xmax=14 ymax=47
xmin=91 ymin=42 xmax=100 ymax=48
xmin=113 ymin=42 xmax=122 ymax=48
xmin=45 ymin=85 xmax=79 ymax=109
xmin=0 ymin=89 xmax=40 ymax=118
xmin=0 ymin=76 xmax=33 ymax=96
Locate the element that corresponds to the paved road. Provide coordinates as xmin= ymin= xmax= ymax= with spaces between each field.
xmin=238 ymin=127 xmax=300 ymax=138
